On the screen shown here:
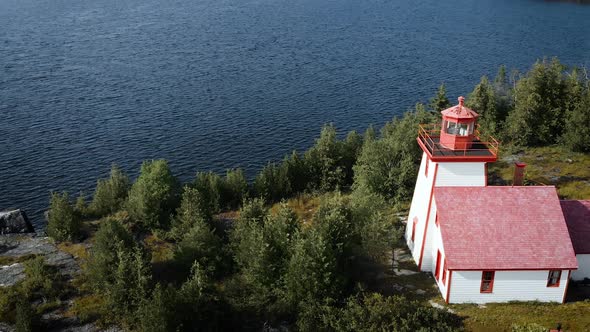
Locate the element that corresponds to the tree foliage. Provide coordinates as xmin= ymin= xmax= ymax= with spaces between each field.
xmin=324 ymin=293 xmax=462 ymax=332
xmin=430 ymin=83 xmax=451 ymax=112
xmin=127 ymin=160 xmax=179 ymax=229
xmin=46 ymin=192 xmax=81 ymax=242
xmin=87 ymin=217 xmax=135 ymax=290
xmin=91 ymin=164 xmax=130 ymax=216
xmin=505 ymin=58 xmax=578 ymax=146
xmin=353 ymin=105 xmax=435 ymax=203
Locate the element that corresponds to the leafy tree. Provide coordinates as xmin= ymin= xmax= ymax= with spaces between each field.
xmin=171 ymin=186 xmax=212 ymax=240
xmin=21 ymin=256 xmax=59 ymax=300
xmin=176 ymin=262 xmax=225 ymax=331
xmin=238 ymin=198 xmax=268 ymax=225
xmin=127 ymin=160 xmax=179 ymax=229
xmin=15 ymin=298 xmax=37 ymax=332
xmin=342 ymin=131 xmax=363 ymax=185
xmin=466 ymin=76 xmax=499 ymax=136
xmin=563 ymin=85 xmax=590 ymax=151
xmin=46 ymin=192 xmax=81 ymax=242
xmin=305 ymin=124 xmax=346 ymax=191
xmin=90 ymin=164 xmax=130 ymax=216
xmin=505 ymin=58 xmax=571 ymax=146
xmin=430 ymin=83 xmax=451 ymax=112
xmin=233 ymin=203 xmax=300 ymax=291
xmin=107 ymin=244 xmax=152 ymax=321
xmin=493 ymin=64 xmax=513 ymax=122
xmin=283 ymin=151 xmax=310 ymax=194
xmin=138 ymin=284 xmax=178 ymax=332
xmin=194 ymin=171 xmax=224 ymax=213
xmin=354 ymin=106 xmax=435 ymax=203
xmin=254 ymin=162 xmax=291 ymax=203
xmin=86 ymin=218 xmax=134 ymax=290
xmin=325 ymin=293 xmax=462 ymax=332
xmin=174 ymin=218 xmax=224 ymax=277
xmin=74 ymin=192 xmax=88 ymax=218
xmin=350 ymin=189 xmax=400 ymax=261
xmin=285 ymin=228 xmax=341 ymax=307
xmin=222 ymin=168 xmax=248 ymax=209
xmin=312 ymin=194 xmax=356 ymax=271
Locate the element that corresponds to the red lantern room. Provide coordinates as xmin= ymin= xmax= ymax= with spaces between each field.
xmin=439 ymin=96 xmax=479 ymax=150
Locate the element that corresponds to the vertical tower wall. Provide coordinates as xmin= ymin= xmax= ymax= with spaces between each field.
xmin=406 ymin=153 xmax=487 ymax=270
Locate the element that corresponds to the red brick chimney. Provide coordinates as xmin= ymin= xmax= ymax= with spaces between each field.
xmin=513 ymin=162 xmax=526 ymax=186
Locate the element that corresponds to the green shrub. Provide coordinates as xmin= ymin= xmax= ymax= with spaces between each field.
xmin=223 ymin=168 xmax=248 ymax=209
xmin=46 ymin=192 xmax=81 ymax=242
xmin=127 ymin=160 xmax=179 ymax=230
xmin=254 ymin=162 xmax=291 ymax=203
xmin=90 ymin=164 xmax=130 ymax=216
xmin=15 ymin=298 xmax=38 ymax=332
xmin=511 ymin=323 xmax=549 ymax=332
xmin=325 ymin=293 xmax=462 ymax=332
xmin=171 ymin=186 xmax=212 ymax=240
xmin=86 ymin=217 xmax=134 ymax=290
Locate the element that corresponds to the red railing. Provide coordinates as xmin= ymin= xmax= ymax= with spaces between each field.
xmin=418 ymin=123 xmax=500 ymax=157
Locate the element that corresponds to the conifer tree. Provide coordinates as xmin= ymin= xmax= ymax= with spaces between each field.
xmin=46 ymin=192 xmax=81 ymax=242
xmin=429 ymin=83 xmax=451 ymax=112
xmin=127 ymin=160 xmax=179 ymax=229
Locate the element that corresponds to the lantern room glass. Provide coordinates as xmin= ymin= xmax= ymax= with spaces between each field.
xmin=444 ymin=120 xmax=473 ymax=136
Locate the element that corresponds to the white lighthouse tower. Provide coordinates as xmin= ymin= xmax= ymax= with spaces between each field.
xmin=405 ymin=96 xmax=499 ymax=271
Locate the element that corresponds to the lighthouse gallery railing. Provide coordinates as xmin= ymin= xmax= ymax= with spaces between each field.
xmin=418 ymin=123 xmax=500 ymax=157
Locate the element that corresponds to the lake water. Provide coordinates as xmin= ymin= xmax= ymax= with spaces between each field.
xmin=1 ymin=0 xmax=589 ymax=228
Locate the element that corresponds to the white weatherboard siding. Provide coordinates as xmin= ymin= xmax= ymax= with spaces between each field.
xmin=421 ymin=200 xmax=438 ymax=271
xmin=449 ymin=270 xmax=568 ymax=303
xmin=430 ymin=223 xmax=449 ymax=300
xmin=435 ymin=162 xmax=486 ymax=187
xmin=572 ymin=255 xmax=590 ymax=280
xmin=406 ymin=153 xmax=436 ymax=264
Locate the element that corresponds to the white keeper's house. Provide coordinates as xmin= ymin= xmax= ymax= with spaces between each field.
xmin=405 ymin=96 xmax=590 ymax=304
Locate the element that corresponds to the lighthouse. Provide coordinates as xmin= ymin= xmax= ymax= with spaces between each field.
xmin=405 ymin=96 xmax=499 ymax=271
xmin=402 ymin=97 xmax=581 ymax=305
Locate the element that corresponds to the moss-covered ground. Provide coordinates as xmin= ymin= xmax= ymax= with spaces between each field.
xmin=489 ymin=145 xmax=590 ymax=199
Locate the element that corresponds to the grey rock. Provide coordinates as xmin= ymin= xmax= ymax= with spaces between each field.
xmin=0 ymin=263 xmax=25 ymax=287
xmin=0 ymin=236 xmax=80 ymax=287
xmin=415 ymin=289 xmax=426 ymax=295
xmin=394 ymin=269 xmax=419 ymax=276
xmin=429 ymin=300 xmax=455 ymax=313
xmin=0 ymin=210 xmax=34 ymax=234
xmin=0 ymin=322 xmax=15 ymax=332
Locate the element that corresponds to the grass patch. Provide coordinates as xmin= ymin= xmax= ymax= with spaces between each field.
xmin=57 ymin=242 xmax=88 ymax=260
xmin=270 ymin=193 xmax=322 ymax=224
xmin=65 ymin=294 xmax=105 ymax=323
xmin=490 ymin=145 xmax=590 ymax=199
xmin=451 ymin=300 xmax=590 ymax=332
xmin=0 ymin=254 xmax=37 ymax=266
xmin=143 ymin=233 xmax=174 ymax=264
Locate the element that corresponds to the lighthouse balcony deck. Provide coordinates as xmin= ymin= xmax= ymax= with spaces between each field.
xmin=417 ymin=124 xmax=499 ymax=162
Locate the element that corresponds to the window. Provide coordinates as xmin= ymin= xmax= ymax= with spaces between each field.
xmin=480 ymin=271 xmax=495 ymax=293
xmin=435 ymin=251 xmax=442 ymax=280
xmin=411 ymin=217 xmax=418 ymax=242
xmin=435 ymin=213 xmax=439 ymax=227
xmin=425 ymin=158 xmax=429 ymax=177
xmin=445 ymin=121 xmax=458 ymax=135
xmin=547 ymin=270 xmax=562 ymax=287
xmin=441 ymin=259 xmax=447 ymax=284
xmin=457 ymin=123 xmax=469 ymax=136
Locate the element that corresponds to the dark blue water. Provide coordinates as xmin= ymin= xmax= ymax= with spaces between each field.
xmin=1 ymin=0 xmax=589 ymax=227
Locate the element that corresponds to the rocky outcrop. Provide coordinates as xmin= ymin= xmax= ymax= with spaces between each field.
xmin=0 ymin=209 xmax=34 ymax=234
xmin=0 ymin=236 xmax=80 ymax=287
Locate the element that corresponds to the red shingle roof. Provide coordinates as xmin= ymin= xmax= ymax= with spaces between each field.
xmin=561 ymin=200 xmax=590 ymax=254
xmin=435 ymin=186 xmax=578 ymax=270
